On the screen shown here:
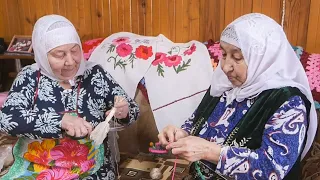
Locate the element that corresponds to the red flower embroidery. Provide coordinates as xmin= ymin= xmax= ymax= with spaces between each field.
xmin=152 ymin=52 xmax=167 ymax=66
xmin=183 ymin=43 xmax=197 ymax=55
xmin=112 ymin=37 xmax=130 ymax=45
xmin=50 ymin=138 xmax=94 ymax=170
xmin=135 ymin=45 xmax=153 ymax=60
xmin=37 ymin=167 xmax=79 ymax=180
xmin=164 ymin=55 xmax=182 ymax=67
xmin=116 ymin=43 xmax=133 ymax=57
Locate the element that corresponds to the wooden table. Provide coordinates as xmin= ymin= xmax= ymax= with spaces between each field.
xmin=0 ymin=54 xmax=34 ymax=77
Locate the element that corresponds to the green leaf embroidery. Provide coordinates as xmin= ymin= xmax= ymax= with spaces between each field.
xmin=174 ymin=58 xmax=191 ymax=74
xmin=157 ymin=64 xmax=165 ymax=77
xmin=107 ymin=44 xmax=115 ymax=53
xmin=114 ymin=59 xmax=127 ymax=70
xmin=128 ymin=53 xmax=135 ymax=68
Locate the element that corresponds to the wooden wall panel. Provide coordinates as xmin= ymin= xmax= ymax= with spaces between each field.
xmin=79 ymin=0 xmax=93 ymax=40
xmin=174 ymin=0 xmax=185 ymax=42
xmin=167 ymin=0 xmax=176 ymax=41
xmin=187 ymin=0 xmax=200 ymax=41
xmin=0 ymin=0 xmax=319 ymax=53
xmin=284 ymin=0 xmax=311 ymax=48
xmin=306 ymin=0 xmax=320 ymax=53
xmin=2 ymin=0 xmax=22 ymax=40
xmin=144 ymin=0 xmax=153 ymax=36
xmin=252 ymin=0 xmax=281 ymax=22
xmin=131 ymin=0 xmax=144 ymax=35
xmin=158 ymin=0 xmax=170 ymax=39
xmin=152 ymin=0 xmax=161 ymax=36
xmin=17 ymin=0 xmax=32 ymax=36
xmin=199 ymin=0 xmax=225 ymax=42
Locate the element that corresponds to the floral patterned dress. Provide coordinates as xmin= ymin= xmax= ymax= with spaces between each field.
xmin=0 ymin=64 xmax=139 ymax=180
xmin=182 ymin=92 xmax=307 ymax=179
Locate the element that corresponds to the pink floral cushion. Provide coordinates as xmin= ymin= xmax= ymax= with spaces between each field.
xmin=300 ymin=51 xmax=320 ymax=102
xmin=205 ymin=39 xmax=222 ymax=70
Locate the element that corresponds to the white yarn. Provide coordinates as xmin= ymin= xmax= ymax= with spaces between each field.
xmin=90 ymin=108 xmax=116 ymax=145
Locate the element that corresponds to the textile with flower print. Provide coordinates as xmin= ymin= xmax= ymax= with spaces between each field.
xmin=0 ymin=137 xmax=104 ymax=180
xmin=89 ymin=32 xmax=213 ymax=131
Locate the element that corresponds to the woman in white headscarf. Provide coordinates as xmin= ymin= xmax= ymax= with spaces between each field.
xmin=158 ymin=13 xmax=317 ymax=180
xmin=0 ymin=15 xmax=139 ymax=179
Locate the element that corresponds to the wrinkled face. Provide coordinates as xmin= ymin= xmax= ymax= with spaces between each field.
xmin=220 ymin=41 xmax=247 ymax=87
xmin=47 ymin=43 xmax=81 ymax=81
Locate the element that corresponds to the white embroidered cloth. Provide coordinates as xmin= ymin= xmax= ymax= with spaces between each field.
xmin=89 ymin=33 xmax=213 ymax=131
xmin=89 ymin=32 xmax=165 ymax=99
xmin=144 ymin=38 xmax=213 ymax=131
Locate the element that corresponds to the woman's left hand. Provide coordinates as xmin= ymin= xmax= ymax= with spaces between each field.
xmin=166 ymin=136 xmax=221 ymax=163
xmin=106 ymin=96 xmax=129 ymax=119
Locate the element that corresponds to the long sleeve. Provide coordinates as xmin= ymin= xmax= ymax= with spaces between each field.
xmin=89 ymin=65 xmax=139 ymax=125
xmin=0 ymin=67 xmax=63 ymax=139
xmin=105 ymin=69 xmax=140 ymax=125
xmin=215 ymin=95 xmax=307 ymax=179
xmin=181 ymin=111 xmax=196 ymax=134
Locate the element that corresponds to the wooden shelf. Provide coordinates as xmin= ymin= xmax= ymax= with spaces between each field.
xmin=0 ymin=54 xmax=34 ymax=60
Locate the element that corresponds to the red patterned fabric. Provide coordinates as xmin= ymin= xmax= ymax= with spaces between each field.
xmin=81 ymin=38 xmax=104 ymax=60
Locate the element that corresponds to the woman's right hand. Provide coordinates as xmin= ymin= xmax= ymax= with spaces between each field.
xmin=158 ymin=125 xmax=189 ymax=146
xmin=61 ymin=114 xmax=93 ymax=138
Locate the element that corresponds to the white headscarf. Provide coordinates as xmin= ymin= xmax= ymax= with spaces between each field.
xmin=210 ymin=13 xmax=317 ymax=159
xmin=31 ymin=14 xmax=88 ymax=81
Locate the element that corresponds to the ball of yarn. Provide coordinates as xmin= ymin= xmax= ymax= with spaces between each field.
xmin=150 ymin=168 xmax=163 ymax=179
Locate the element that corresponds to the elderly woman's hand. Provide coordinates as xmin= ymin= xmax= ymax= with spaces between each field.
xmin=166 ymin=136 xmax=221 ymax=163
xmin=106 ymin=96 xmax=129 ymax=119
xmin=61 ymin=114 xmax=93 ymax=138
xmin=158 ymin=125 xmax=189 ymax=146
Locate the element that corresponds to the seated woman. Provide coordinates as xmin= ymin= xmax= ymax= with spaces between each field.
xmin=0 ymin=15 xmax=139 ymax=179
xmin=158 ymin=13 xmax=317 ymax=180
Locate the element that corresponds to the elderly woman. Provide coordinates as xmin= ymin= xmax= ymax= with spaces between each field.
xmin=158 ymin=13 xmax=317 ymax=180
xmin=0 ymin=15 xmax=139 ymax=179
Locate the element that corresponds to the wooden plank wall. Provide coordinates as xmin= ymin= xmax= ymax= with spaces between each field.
xmin=0 ymin=0 xmax=319 ymax=53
